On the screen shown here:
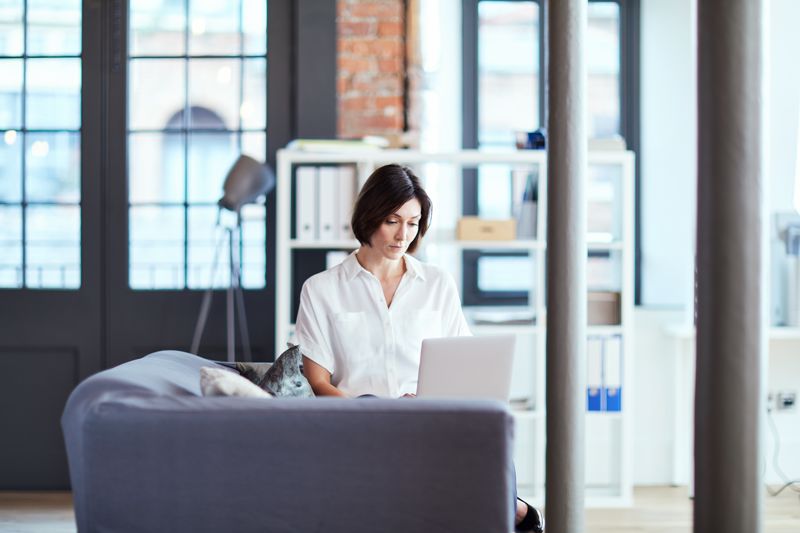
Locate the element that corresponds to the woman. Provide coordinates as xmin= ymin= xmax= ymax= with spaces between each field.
xmin=295 ymin=164 xmax=544 ymax=532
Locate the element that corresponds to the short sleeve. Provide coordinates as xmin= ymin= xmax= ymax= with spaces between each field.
xmin=443 ymin=275 xmax=472 ymax=337
xmin=294 ymin=281 xmax=335 ymax=374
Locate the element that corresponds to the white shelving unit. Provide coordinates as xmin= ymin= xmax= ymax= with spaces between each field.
xmin=276 ymin=148 xmax=635 ymax=507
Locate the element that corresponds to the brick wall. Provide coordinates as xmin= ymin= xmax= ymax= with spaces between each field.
xmin=337 ymin=0 xmax=406 ymax=139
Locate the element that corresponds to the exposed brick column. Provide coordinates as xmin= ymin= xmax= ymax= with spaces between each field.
xmin=337 ymin=0 xmax=406 ymax=139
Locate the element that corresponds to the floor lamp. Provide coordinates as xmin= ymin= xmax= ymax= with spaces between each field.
xmin=191 ymin=155 xmax=275 ymax=362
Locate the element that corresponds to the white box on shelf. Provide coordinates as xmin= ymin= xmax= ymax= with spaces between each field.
xmin=318 ymin=166 xmax=339 ymax=241
xmin=338 ymin=166 xmax=357 ymax=240
xmin=295 ymin=166 xmax=317 ymax=241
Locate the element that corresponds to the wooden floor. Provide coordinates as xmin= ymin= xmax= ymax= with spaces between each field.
xmin=0 ymin=486 xmax=798 ymax=532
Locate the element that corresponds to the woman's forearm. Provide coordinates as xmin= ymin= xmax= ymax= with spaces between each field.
xmin=310 ymin=381 xmax=348 ymax=397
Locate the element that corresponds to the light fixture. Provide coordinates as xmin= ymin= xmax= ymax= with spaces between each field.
xmin=218 ymin=154 xmax=275 ymax=213
xmin=191 ymin=154 xmax=275 ymax=362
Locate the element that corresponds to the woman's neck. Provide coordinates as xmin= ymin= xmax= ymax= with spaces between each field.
xmin=355 ymin=246 xmax=406 ymax=281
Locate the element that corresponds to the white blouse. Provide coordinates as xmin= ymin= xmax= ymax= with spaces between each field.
xmin=294 ymin=251 xmax=471 ymax=398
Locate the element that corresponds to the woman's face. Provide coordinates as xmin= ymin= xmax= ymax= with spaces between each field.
xmin=369 ymin=197 xmax=422 ymax=260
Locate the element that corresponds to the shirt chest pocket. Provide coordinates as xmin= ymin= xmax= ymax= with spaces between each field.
xmin=330 ymin=311 xmax=370 ymax=361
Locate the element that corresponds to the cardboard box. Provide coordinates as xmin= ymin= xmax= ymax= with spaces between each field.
xmin=588 ymin=291 xmax=621 ymax=325
xmin=456 ymin=217 xmax=516 ymax=241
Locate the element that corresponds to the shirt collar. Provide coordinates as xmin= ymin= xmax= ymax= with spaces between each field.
xmin=342 ymin=250 xmax=427 ymax=282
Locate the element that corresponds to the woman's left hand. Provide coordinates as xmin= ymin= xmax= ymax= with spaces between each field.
xmin=400 ymin=393 xmax=416 ymax=398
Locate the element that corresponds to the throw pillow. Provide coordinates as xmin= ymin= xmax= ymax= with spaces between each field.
xmin=200 ymin=367 xmax=273 ymax=398
xmin=234 ymin=362 xmax=272 ymax=384
xmin=258 ymin=344 xmax=315 ymax=398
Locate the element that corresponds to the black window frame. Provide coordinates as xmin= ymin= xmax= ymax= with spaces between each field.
xmin=461 ymin=0 xmax=641 ymax=306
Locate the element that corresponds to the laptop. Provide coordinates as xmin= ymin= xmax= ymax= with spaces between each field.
xmin=416 ymin=335 xmax=516 ymax=402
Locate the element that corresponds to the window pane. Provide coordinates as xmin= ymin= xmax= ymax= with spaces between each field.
xmin=130 ymin=206 xmax=185 ymax=289
xmin=129 ymin=58 xmax=185 ymax=131
xmin=0 ymin=0 xmax=23 ymax=56
xmin=241 ymin=203 xmax=265 ymax=289
xmin=128 ymin=0 xmax=267 ymax=291
xmin=188 ymin=0 xmax=241 ymax=56
xmin=0 ymin=206 xmax=22 ymax=288
xmin=187 ymin=205 xmax=229 ymax=289
xmin=25 ymin=132 xmax=80 ymax=202
xmin=0 ymin=130 xmax=22 ymax=202
xmin=188 ymin=131 xmax=237 ymax=203
xmin=0 ymin=58 xmax=23 ymax=129
xmin=130 ymin=0 xmax=186 ymax=56
xmin=588 ymin=164 xmax=623 ymax=242
xmin=26 ymin=205 xmax=80 ymax=289
xmin=588 ymin=2 xmax=621 ymax=138
xmin=188 ymin=59 xmax=241 ymax=130
xmin=129 ymin=132 xmax=185 ymax=203
xmin=477 ymin=164 xmax=513 ymax=218
xmin=26 ymin=58 xmax=81 ymax=130
xmin=478 ymin=1 xmax=538 ymax=148
xmin=242 ymin=0 xmax=266 ymax=55
xmin=26 ymin=0 xmax=82 ymax=56
xmin=241 ymin=131 xmax=265 ymax=161
xmin=478 ymin=254 xmax=534 ymax=292
xmin=241 ymin=58 xmax=266 ymax=130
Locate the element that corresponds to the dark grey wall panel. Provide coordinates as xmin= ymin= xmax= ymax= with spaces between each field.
xmin=0 ymin=349 xmax=78 ymax=489
xmin=295 ymin=0 xmax=337 ymax=138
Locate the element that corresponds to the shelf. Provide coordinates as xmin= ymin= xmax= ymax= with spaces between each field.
xmin=279 ymin=147 xmax=634 ymax=167
xmin=434 ymin=239 xmax=545 ymax=251
xmin=771 ymin=327 xmax=800 ymax=340
xmin=664 ymin=324 xmax=800 ymax=341
xmin=510 ymin=410 xmax=623 ymax=421
xmin=510 ymin=410 xmax=543 ymax=421
xmin=586 ymin=411 xmax=624 ymax=421
xmin=289 ymin=239 xmax=359 ymax=249
xmin=279 ymin=148 xmax=549 ymax=165
xmin=587 ymin=325 xmax=624 ymax=335
xmin=288 ymin=238 xmax=622 ymax=252
xmin=287 ymin=322 xmax=620 ymax=336
xmin=471 ymin=324 xmax=540 ymax=335
xmin=588 ymin=241 xmax=624 ymax=251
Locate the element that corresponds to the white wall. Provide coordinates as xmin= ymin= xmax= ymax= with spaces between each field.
xmin=631 ymin=308 xmax=684 ymax=484
xmin=636 ymin=0 xmax=800 ymax=486
xmin=640 ymin=0 xmax=697 ymax=309
xmin=768 ymin=0 xmax=800 ymax=213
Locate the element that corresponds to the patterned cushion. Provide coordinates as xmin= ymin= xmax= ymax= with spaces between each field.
xmin=199 ymin=367 xmax=272 ymax=398
xmin=257 ymin=344 xmax=315 ymax=398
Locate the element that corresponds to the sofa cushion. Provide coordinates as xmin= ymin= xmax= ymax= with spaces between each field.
xmin=257 ymin=344 xmax=315 ymax=398
xmin=200 ymin=367 xmax=272 ymax=398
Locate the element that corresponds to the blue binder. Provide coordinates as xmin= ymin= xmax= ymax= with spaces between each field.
xmin=602 ymin=336 xmax=623 ymax=412
xmin=587 ymin=337 xmax=603 ymax=411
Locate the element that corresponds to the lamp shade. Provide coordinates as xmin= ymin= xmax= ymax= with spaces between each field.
xmin=218 ymin=155 xmax=275 ymax=212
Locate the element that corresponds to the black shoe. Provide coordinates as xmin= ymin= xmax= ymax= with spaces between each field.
xmin=515 ymin=498 xmax=544 ymax=533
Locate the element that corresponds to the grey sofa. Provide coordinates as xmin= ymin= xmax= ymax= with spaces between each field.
xmin=61 ymin=350 xmax=515 ymax=533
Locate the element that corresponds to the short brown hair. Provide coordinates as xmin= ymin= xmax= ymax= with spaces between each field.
xmin=351 ymin=164 xmax=432 ymax=254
